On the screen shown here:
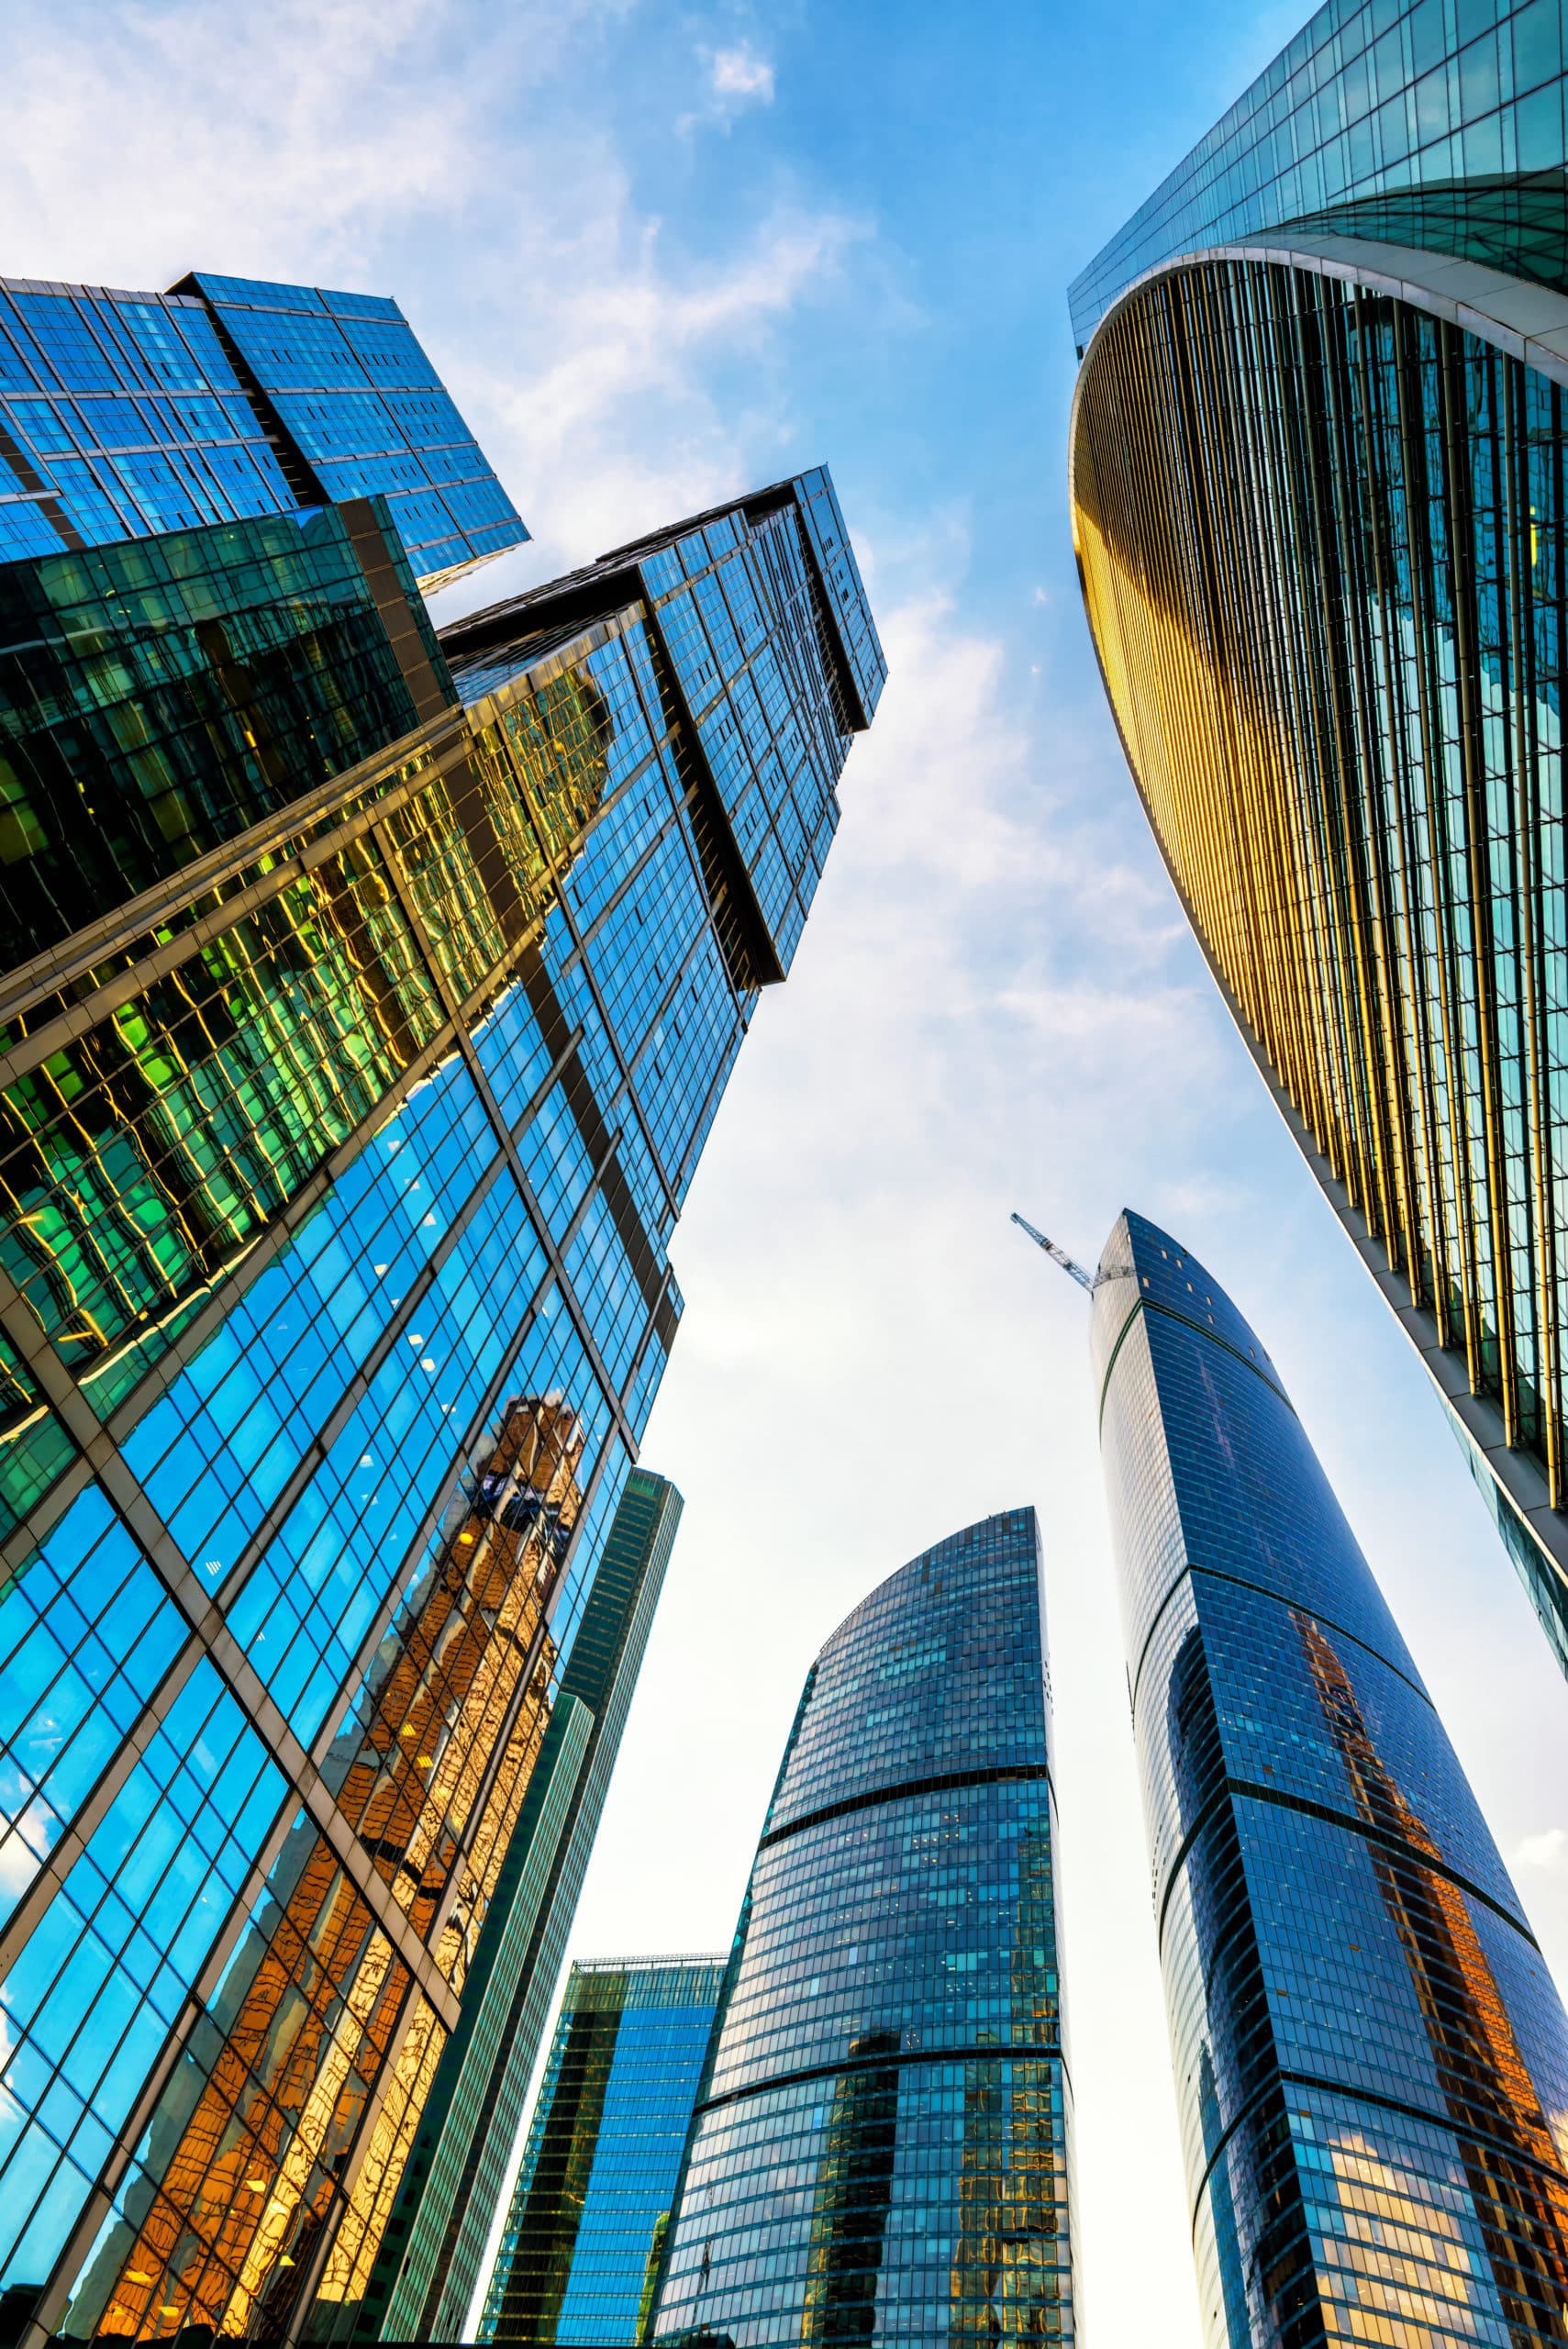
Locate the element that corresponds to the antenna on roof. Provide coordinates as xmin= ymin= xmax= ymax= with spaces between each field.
xmin=1010 ymin=1211 xmax=1096 ymax=1294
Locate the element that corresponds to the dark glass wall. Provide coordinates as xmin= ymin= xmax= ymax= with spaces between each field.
xmin=651 ymin=1511 xmax=1075 ymax=2348
xmin=484 ymin=1956 xmax=724 ymax=2346
xmin=0 ymin=497 xmax=448 ymax=964
xmin=1094 ymin=1208 xmax=1568 ymax=2345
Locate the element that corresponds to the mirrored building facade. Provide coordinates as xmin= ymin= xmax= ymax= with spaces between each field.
xmin=482 ymin=1954 xmax=724 ymax=2347
xmin=650 ymin=1511 xmax=1075 ymax=2349
xmin=0 ymin=444 xmax=882 ymax=2349
xmin=1093 ymin=1207 xmax=1568 ymax=2346
xmin=1071 ymin=0 xmax=1568 ymax=1674
xmin=0 ymin=270 xmax=526 ymax=587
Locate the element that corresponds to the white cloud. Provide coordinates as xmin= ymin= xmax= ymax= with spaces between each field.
xmin=0 ymin=0 xmax=861 ymax=607
xmin=1517 ymin=1828 xmax=1568 ymax=1870
xmin=708 ymin=40 xmax=775 ymax=105
xmin=679 ymin=38 xmax=776 ymax=138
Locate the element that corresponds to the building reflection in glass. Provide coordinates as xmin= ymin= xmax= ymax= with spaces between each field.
xmin=68 ymin=1393 xmax=582 ymax=2343
xmin=1093 ymin=1208 xmax=1568 ymax=2346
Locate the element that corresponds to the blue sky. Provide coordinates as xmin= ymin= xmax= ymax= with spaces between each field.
xmin=9 ymin=2 xmax=1568 ymax=2342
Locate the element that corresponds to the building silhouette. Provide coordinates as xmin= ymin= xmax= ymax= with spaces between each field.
xmin=650 ymin=1512 xmax=1075 ymax=2347
xmin=1093 ymin=1208 xmax=1568 ymax=2344
xmin=0 ymin=247 xmax=884 ymax=2347
xmin=1071 ymin=0 xmax=1568 ymax=1672
xmin=483 ymin=1955 xmax=725 ymax=2347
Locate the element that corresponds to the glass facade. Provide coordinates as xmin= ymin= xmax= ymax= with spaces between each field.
xmin=367 ymin=1469 xmax=685 ymax=2344
xmin=1093 ymin=1207 xmax=1568 ymax=2346
xmin=0 ymin=272 xmax=525 ymax=589
xmin=482 ymin=1954 xmax=725 ymax=2346
xmin=650 ymin=1511 xmax=1075 ymax=2348
xmin=1068 ymin=0 xmax=1568 ymax=347
xmin=1071 ymin=0 xmax=1568 ymax=1673
xmin=0 ymin=496 xmax=448 ymax=964
xmin=0 ymin=464 xmax=882 ymax=2347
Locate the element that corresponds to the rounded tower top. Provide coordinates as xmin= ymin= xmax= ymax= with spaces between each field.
xmin=764 ymin=1508 xmax=1050 ymax=1837
xmin=1091 ymin=1207 xmax=1287 ymax=1402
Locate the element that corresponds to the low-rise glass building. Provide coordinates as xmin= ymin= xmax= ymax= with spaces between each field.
xmin=651 ymin=1511 xmax=1075 ymax=2348
xmin=1093 ymin=1208 xmax=1568 ymax=2344
xmin=482 ymin=1955 xmax=725 ymax=2347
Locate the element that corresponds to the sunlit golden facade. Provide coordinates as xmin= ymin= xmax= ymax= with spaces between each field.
xmin=71 ymin=1394 xmax=581 ymax=2343
xmin=1074 ymin=238 xmax=1568 ymax=1672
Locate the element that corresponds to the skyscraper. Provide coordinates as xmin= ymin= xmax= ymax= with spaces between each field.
xmin=0 ymin=292 xmax=884 ymax=2349
xmin=1070 ymin=1 xmax=1568 ymax=1672
xmin=482 ymin=1954 xmax=726 ymax=2348
xmin=0 ymin=271 xmax=526 ymax=586
xmin=1093 ymin=1207 xmax=1568 ymax=2345
xmin=650 ymin=1512 xmax=1075 ymax=2348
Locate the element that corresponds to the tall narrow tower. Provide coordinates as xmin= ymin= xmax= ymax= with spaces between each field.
xmin=1093 ymin=1208 xmax=1568 ymax=2345
xmin=650 ymin=1511 xmax=1075 ymax=2346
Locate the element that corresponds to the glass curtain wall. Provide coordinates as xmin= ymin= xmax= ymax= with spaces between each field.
xmin=483 ymin=1956 xmax=724 ymax=2347
xmin=651 ymin=1512 xmax=1075 ymax=2349
xmin=0 ymin=469 xmax=880 ymax=2347
xmin=1093 ymin=1208 xmax=1568 ymax=2345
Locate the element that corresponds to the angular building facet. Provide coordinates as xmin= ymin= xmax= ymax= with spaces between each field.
xmin=650 ymin=1511 xmax=1075 ymax=2347
xmin=481 ymin=1954 xmax=725 ymax=2347
xmin=1070 ymin=1 xmax=1568 ymax=1671
xmin=0 ymin=356 xmax=883 ymax=2349
xmin=0 ymin=270 xmax=526 ymax=586
xmin=1093 ymin=1208 xmax=1568 ymax=2346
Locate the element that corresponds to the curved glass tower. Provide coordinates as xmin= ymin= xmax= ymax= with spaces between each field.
xmin=1071 ymin=0 xmax=1568 ymax=1675
xmin=651 ymin=1509 xmax=1075 ymax=2348
xmin=1094 ymin=1207 xmax=1568 ymax=2347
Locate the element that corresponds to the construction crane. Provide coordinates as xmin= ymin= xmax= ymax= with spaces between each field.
xmin=1010 ymin=1211 xmax=1096 ymax=1294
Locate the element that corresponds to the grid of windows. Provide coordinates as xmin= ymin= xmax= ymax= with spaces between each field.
xmin=1073 ymin=237 xmax=1568 ymax=1670
xmin=1094 ymin=1208 xmax=1568 ymax=2345
xmin=483 ymin=1956 xmax=725 ymax=2345
xmin=371 ymin=1474 xmax=685 ymax=2344
xmin=651 ymin=1512 xmax=1075 ymax=2347
xmin=0 ymin=497 xmax=444 ymax=963
xmin=0 ymin=272 xmax=526 ymax=590
xmin=1068 ymin=0 xmax=1568 ymax=347
xmin=180 ymin=276 xmax=527 ymax=590
xmin=0 ymin=473 xmax=882 ymax=2341
xmin=1069 ymin=0 xmax=1568 ymax=1667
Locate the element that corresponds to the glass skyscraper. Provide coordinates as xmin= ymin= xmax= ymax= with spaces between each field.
xmin=0 ymin=232 xmax=885 ymax=2349
xmin=482 ymin=1954 xmax=725 ymax=2347
xmin=1093 ymin=1206 xmax=1568 ymax=2345
xmin=1070 ymin=0 xmax=1568 ymax=1674
xmin=0 ymin=270 xmax=526 ymax=587
xmin=650 ymin=1511 xmax=1075 ymax=2348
